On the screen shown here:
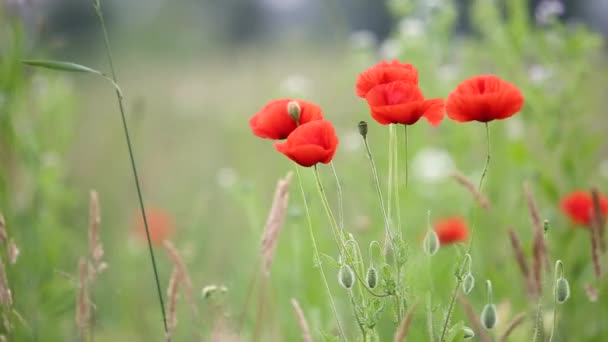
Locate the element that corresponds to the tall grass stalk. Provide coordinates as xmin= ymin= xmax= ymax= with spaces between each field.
xmin=92 ymin=0 xmax=168 ymax=333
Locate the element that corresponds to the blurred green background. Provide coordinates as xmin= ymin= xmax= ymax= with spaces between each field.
xmin=1 ymin=0 xmax=608 ymax=340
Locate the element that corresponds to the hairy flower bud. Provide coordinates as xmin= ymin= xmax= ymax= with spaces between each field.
xmin=462 ymin=272 xmax=475 ymax=295
xmin=481 ymin=304 xmax=498 ymax=330
xmin=366 ymin=266 xmax=378 ymax=289
xmin=463 ymin=327 xmax=475 ymax=339
xmin=358 ymin=121 xmax=368 ymax=138
xmin=423 ymin=229 xmax=439 ymax=256
xmin=556 ymin=277 xmax=570 ymax=304
xmin=287 ymin=101 xmax=301 ymax=123
xmin=338 ymin=264 xmax=355 ymax=289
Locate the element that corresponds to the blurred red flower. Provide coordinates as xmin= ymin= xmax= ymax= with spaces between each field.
xmin=560 ymin=190 xmax=608 ymax=226
xmin=365 ymin=81 xmax=445 ymax=126
xmin=434 ymin=217 xmax=469 ymax=245
xmin=355 ymin=60 xmax=418 ymax=98
xmin=446 ymin=75 xmax=524 ymax=122
xmin=275 ymin=120 xmax=339 ymax=167
xmin=133 ymin=207 xmax=175 ymax=245
xmin=249 ymin=99 xmax=323 ymax=140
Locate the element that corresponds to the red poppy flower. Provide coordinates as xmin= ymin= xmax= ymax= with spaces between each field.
xmin=249 ymin=99 xmax=324 ymax=140
xmin=364 ymin=81 xmax=444 ymax=126
xmin=560 ymin=190 xmax=608 ymax=226
xmin=356 ymin=60 xmax=419 ymax=98
xmin=275 ymin=120 xmax=339 ymax=167
xmin=133 ymin=207 xmax=175 ymax=245
xmin=446 ymin=75 xmax=524 ymax=122
xmin=434 ymin=217 xmax=469 ymax=245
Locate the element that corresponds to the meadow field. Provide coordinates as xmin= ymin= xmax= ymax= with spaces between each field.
xmin=1 ymin=0 xmax=607 ymax=341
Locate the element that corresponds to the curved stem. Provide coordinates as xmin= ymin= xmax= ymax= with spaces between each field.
xmin=295 ymin=167 xmax=346 ymax=340
xmin=313 ymin=166 xmax=346 ymax=254
xmin=549 ymin=260 xmax=563 ymax=342
xmin=93 ymin=1 xmax=168 ymax=333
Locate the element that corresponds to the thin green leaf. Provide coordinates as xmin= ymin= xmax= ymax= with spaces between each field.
xmin=22 ymin=60 xmax=103 ymax=75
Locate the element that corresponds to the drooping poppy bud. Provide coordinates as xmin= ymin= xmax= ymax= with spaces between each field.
xmin=423 ymin=229 xmax=440 ymax=256
xmin=462 ymin=272 xmax=475 ymax=295
xmin=463 ymin=327 xmax=475 ymax=339
xmin=366 ymin=266 xmax=378 ymax=289
xmin=338 ymin=264 xmax=355 ymax=289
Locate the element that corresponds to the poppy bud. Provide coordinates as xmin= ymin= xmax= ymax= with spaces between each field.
xmin=287 ymin=101 xmax=301 ymax=123
xmin=366 ymin=266 xmax=378 ymax=289
xmin=556 ymin=277 xmax=570 ymax=304
xmin=463 ymin=327 xmax=475 ymax=339
xmin=358 ymin=121 xmax=368 ymax=138
xmin=338 ymin=264 xmax=355 ymax=289
xmin=480 ymin=304 xmax=498 ymax=330
xmin=543 ymin=219 xmax=549 ymax=233
xmin=462 ymin=272 xmax=475 ymax=295
xmin=423 ymin=229 xmax=439 ymax=256
xmin=480 ymin=280 xmax=497 ymax=330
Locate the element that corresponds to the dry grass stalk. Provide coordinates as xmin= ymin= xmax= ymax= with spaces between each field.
xmin=0 ymin=257 xmax=11 ymax=308
xmin=88 ymin=190 xmax=106 ymax=277
xmin=498 ymin=312 xmax=526 ymax=342
xmin=394 ymin=301 xmax=418 ymax=342
xmin=508 ymin=228 xmax=535 ymax=297
xmin=591 ymin=188 xmax=606 ymax=254
xmin=524 ymin=183 xmax=550 ymax=295
xmin=0 ymin=214 xmax=6 ymax=244
xmin=584 ymin=283 xmax=599 ymax=302
xmin=588 ymin=189 xmax=602 ymax=280
xmin=458 ymin=295 xmax=490 ymax=342
xmin=212 ymin=316 xmax=241 ymax=342
xmin=290 ymin=299 xmax=313 ymax=342
xmin=260 ymin=171 xmax=293 ymax=277
xmin=166 ymin=268 xmax=180 ymax=342
xmin=76 ymin=257 xmax=89 ymax=341
xmin=451 ymin=172 xmax=490 ymax=209
xmin=7 ymin=239 xmax=19 ymax=265
xmin=162 ymin=240 xmax=197 ymax=316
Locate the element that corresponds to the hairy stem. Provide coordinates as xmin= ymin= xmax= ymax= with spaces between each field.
xmin=295 ymin=168 xmax=346 ymax=340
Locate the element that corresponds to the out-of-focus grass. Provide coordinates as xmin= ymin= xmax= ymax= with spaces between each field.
xmin=2 ymin=0 xmax=608 ymax=340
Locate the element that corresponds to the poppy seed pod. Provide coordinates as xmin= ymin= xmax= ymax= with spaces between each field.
xmin=366 ymin=266 xmax=378 ymax=289
xmin=338 ymin=264 xmax=355 ymax=289
xmin=358 ymin=121 xmax=368 ymax=138
xmin=462 ymin=272 xmax=475 ymax=295
xmin=480 ymin=304 xmax=498 ymax=330
xmin=556 ymin=277 xmax=570 ymax=304
xmin=463 ymin=327 xmax=475 ymax=339
xmin=423 ymin=229 xmax=440 ymax=256
xmin=287 ymin=101 xmax=301 ymax=123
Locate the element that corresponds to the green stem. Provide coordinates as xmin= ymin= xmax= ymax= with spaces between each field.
xmin=295 ymin=168 xmax=346 ymax=341
xmin=393 ymin=125 xmax=402 ymax=236
xmin=361 ymin=136 xmax=396 ymax=252
xmin=439 ymin=123 xmax=492 ymax=342
xmin=330 ymin=162 xmax=345 ymax=231
xmin=93 ymin=0 xmax=168 ymax=333
xmin=403 ymin=125 xmax=409 ymax=190
xmin=313 ymin=166 xmax=346 ymax=252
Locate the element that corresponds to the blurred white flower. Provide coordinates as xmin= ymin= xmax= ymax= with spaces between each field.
xmin=505 ymin=116 xmax=525 ymax=141
xmin=379 ymin=39 xmax=401 ymax=60
xmin=398 ymin=18 xmax=424 ymax=38
xmin=535 ymin=0 xmax=564 ymax=25
xmin=216 ymin=167 xmax=238 ymax=189
xmin=341 ymin=129 xmax=362 ymax=152
xmin=349 ymin=30 xmax=378 ymax=50
xmin=600 ymin=160 xmax=608 ymax=179
xmin=412 ymin=148 xmax=455 ymax=183
xmin=437 ymin=64 xmax=459 ymax=82
xmin=528 ymin=65 xmax=552 ymax=84
xmin=279 ymin=74 xmax=312 ymax=98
